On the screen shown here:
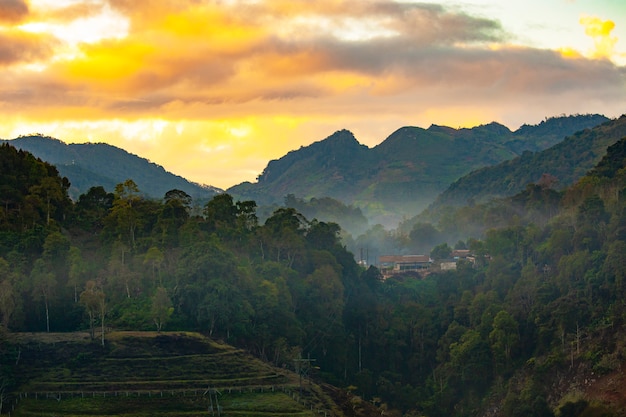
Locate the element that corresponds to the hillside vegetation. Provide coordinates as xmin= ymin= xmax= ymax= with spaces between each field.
xmin=2 ymin=331 xmax=353 ymax=417
xmin=2 ymin=119 xmax=626 ymax=416
xmin=429 ymin=114 xmax=626 ymax=212
xmin=229 ymin=114 xmax=608 ymax=225
xmin=1 ymin=136 xmax=220 ymax=201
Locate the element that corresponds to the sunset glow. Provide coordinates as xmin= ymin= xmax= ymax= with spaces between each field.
xmin=1 ymin=0 xmax=625 ymax=190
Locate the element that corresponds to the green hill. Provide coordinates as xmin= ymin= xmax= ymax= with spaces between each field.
xmin=430 ymin=114 xmax=626 ymax=211
xmin=2 ymin=331 xmax=373 ymax=417
xmin=228 ymin=114 xmax=608 ymax=226
xmin=0 ymin=136 xmax=221 ymax=201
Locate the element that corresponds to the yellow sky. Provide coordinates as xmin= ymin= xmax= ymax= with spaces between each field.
xmin=1 ymin=0 xmax=625 ymax=190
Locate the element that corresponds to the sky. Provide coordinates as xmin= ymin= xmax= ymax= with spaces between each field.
xmin=1 ymin=0 xmax=625 ymax=190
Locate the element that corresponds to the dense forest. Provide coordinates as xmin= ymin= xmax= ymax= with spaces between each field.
xmin=2 ymin=135 xmax=626 ymax=416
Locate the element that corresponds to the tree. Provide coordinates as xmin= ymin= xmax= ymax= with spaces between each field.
xmin=98 ymin=285 xmax=107 ymax=346
xmin=204 ymin=193 xmax=237 ymax=232
xmin=28 ymin=175 xmax=70 ymax=226
xmin=306 ymin=220 xmax=341 ymax=251
xmin=449 ymin=329 xmax=492 ymax=387
xmin=164 ymin=189 xmax=192 ymax=213
xmin=108 ymin=180 xmax=141 ymax=248
xmin=67 ymin=246 xmax=87 ymax=303
xmin=107 ymin=240 xmax=138 ymax=299
xmin=158 ymin=189 xmax=192 ymax=246
xmin=75 ymin=186 xmax=114 ymax=231
xmin=0 ymin=258 xmax=16 ymax=329
xmin=30 ymin=258 xmax=56 ymax=332
xmin=144 ymin=246 xmax=164 ymax=287
xmin=409 ymin=222 xmax=441 ymax=254
xmin=235 ymin=200 xmax=258 ymax=233
xmin=300 ymin=263 xmax=344 ymax=358
xmin=259 ymin=208 xmax=308 ymax=266
xmin=80 ymin=280 xmax=102 ymax=340
xmin=430 ymin=243 xmax=452 ymax=260
xmin=489 ymin=310 xmax=519 ymax=372
xmin=151 ymin=287 xmax=172 ymax=333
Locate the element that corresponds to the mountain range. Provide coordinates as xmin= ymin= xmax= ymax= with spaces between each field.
xmin=428 ymin=114 xmax=626 ymax=212
xmin=228 ymin=114 xmax=609 ymax=225
xmin=2 ymin=114 xmax=612 ymax=227
xmin=0 ymin=135 xmax=220 ymax=202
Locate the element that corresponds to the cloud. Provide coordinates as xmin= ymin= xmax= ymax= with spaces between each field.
xmin=0 ymin=30 xmax=57 ymax=66
xmin=0 ymin=0 xmax=29 ymax=24
xmin=2 ymin=0 xmax=624 ymax=120
xmin=580 ymin=15 xmax=618 ymax=60
xmin=21 ymin=1 xmax=106 ymax=24
xmin=1 ymin=0 xmax=626 ymax=190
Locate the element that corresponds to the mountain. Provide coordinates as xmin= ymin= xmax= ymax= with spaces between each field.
xmin=429 ymin=114 xmax=626 ymax=211
xmin=1 ymin=135 xmax=221 ymax=201
xmin=228 ymin=114 xmax=609 ymax=226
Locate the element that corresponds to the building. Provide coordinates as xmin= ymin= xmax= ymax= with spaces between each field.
xmin=379 ymin=255 xmax=432 ymax=278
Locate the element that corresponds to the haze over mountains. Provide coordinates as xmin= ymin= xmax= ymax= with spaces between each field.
xmin=4 ymin=112 xmax=626 ymax=417
xmin=2 ymin=114 xmax=611 ymax=228
xmin=429 ymin=115 xmax=626 ymax=212
xmin=229 ymin=114 xmax=609 ymax=225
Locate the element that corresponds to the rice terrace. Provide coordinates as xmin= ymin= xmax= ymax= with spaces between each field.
xmin=1 ymin=331 xmax=354 ymax=417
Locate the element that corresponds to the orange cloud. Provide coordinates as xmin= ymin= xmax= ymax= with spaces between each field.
xmin=0 ymin=29 xmax=57 ymax=66
xmin=0 ymin=0 xmax=29 ymax=24
xmin=2 ymin=0 xmax=626 ymax=191
xmin=28 ymin=2 xmax=105 ymax=23
xmin=580 ymin=15 xmax=618 ymax=60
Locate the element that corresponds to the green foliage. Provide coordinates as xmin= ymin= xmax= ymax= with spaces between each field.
xmin=230 ymin=115 xmax=608 ymax=225
xmin=430 ymin=115 xmax=624 ymax=214
xmin=2 ymin=135 xmax=219 ymax=201
xmin=4 ymin=128 xmax=626 ymax=417
xmin=430 ymin=243 xmax=451 ymax=260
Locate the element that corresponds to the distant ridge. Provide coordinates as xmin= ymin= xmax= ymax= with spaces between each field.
xmin=1 ymin=135 xmax=222 ymax=201
xmin=228 ymin=114 xmax=609 ymax=225
xmin=429 ymin=114 xmax=626 ymax=210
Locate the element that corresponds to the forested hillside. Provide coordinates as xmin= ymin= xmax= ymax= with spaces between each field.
xmin=1 ymin=135 xmax=221 ymax=201
xmin=428 ymin=115 xmax=626 ymax=212
xmin=229 ymin=114 xmax=608 ymax=226
xmin=3 ymin=135 xmax=626 ymax=416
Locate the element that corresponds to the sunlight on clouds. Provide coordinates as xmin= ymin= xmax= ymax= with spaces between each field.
xmin=6 ymin=119 xmax=169 ymax=144
xmin=579 ymin=15 xmax=618 ymax=61
xmin=557 ymin=47 xmax=583 ymax=59
xmin=19 ymin=4 xmax=128 ymax=45
xmin=275 ymin=15 xmax=397 ymax=42
xmin=1 ymin=0 xmax=625 ymax=189
xmin=1 ymin=116 xmax=308 ymax=188
xmin=16 ymin=0 xmax=129 ymax=67
xmin=62 ymin=40 xmax=154 ymax=85
xmin=158 ymin=6 xmax=265 ymax=51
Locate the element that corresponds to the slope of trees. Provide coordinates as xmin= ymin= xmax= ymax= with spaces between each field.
xmin=3 ymin=138 xmax=626 ymax=416
xmin=428 ymin=115 xmax=626 ymax=212
xmin=2 ymin=135 xmax=221 ymax=201
xmin=229 ymin=114 xmax=609 ymax=226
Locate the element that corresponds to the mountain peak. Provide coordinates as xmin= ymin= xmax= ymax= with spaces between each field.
xmin=255 ymin=129 xmax=367 ymax=185
xmin=317 ymin=129 xmax=361 ymax=148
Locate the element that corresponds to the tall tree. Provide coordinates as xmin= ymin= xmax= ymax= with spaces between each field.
xmin=151 ymin=286 xmax=172 ymax=333
xmin=80 ymin=280 xmax=102 ymax=340
xmin=0 ymin=258 xmax=16 ymax=329
xmin=489 ymin=310 xmax=520 ymax=372
xmin=67 ymin=246 xmax=87 ymax=303
xmin=30 ymin=258 xmax=56 ymax=332
xmin=108 ymin=180 xmax=141 ymax=248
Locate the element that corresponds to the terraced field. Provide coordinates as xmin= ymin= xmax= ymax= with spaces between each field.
xmin=3 ymin=332 xmax=339 ymax=416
